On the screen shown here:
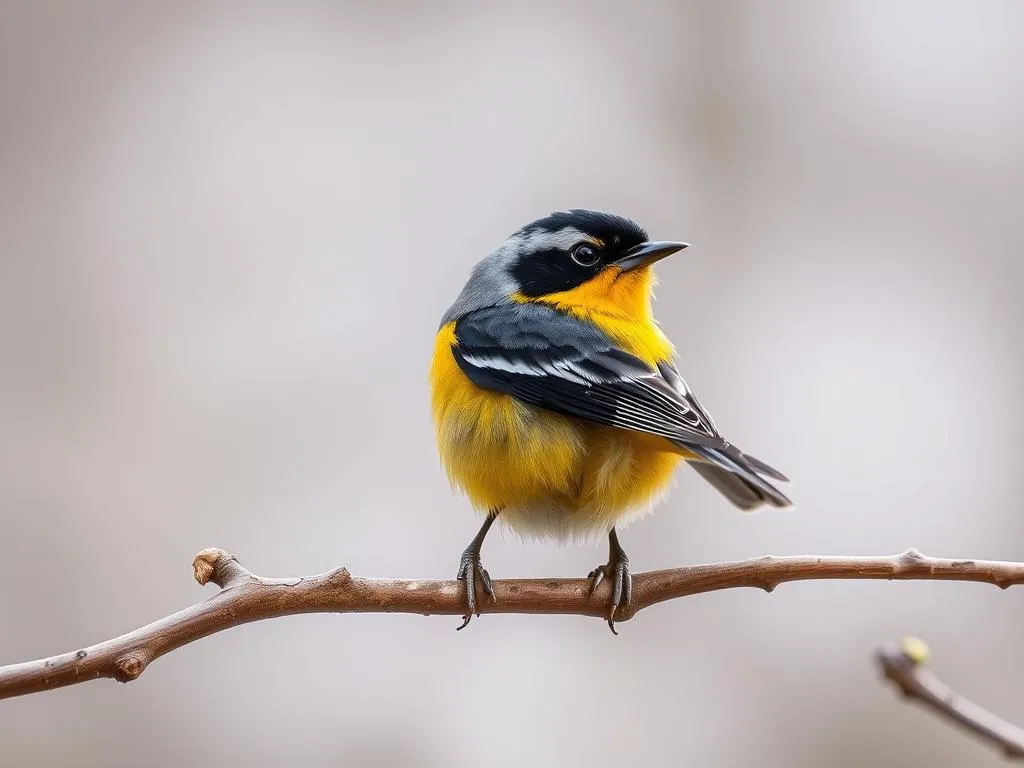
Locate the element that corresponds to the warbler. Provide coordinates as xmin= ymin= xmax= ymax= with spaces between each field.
xmin=430 ymin=210 xmax=790 ymax=631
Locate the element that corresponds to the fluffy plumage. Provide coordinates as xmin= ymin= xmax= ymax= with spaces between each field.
xmin=430 ymin=210 xmax=790 ymax=543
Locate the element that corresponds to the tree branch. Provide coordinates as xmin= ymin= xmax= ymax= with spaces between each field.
xmin=877 ymin=637 xmax=1024 ymax=761
xmin=1 ymin=547 xmax=1022 ymax=701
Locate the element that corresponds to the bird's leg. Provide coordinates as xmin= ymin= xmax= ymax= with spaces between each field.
xmin=455 ymin=509 xmax=499 ymax=630
xmin=588 ymin=527 xmax=632 ymax=634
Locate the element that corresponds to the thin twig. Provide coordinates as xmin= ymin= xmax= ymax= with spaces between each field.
xmin=1 ymin=547 xmax=1022 ymax=701
xmin=877 ymin=638 xmax=1024 ymax=761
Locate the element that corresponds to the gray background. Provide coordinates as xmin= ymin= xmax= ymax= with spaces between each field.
xmin=2 ymin=2 xmax=1022 ymax=766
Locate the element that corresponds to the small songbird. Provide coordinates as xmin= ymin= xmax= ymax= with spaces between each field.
xmin=430 ymin=210 xmax=791 ymax=631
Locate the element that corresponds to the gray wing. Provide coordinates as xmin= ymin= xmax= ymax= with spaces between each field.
xmin=452 ymin=303 xmax=725 ymax=451
xmin=452 ymin=303 xmax=791 ymax=509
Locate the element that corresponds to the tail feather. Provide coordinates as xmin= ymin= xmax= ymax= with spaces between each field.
xmin=737 ymin=452 xmax=789 ymax=482
xmin=684 ymin=444 xmax=792 ymax=511
xmin=689 ymin=462 xmax=779 ymax=510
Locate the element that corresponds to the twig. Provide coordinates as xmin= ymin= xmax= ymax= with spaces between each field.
xmin=877 ymin=637 xmax=1024 ymax=760
xmin=1 ymin=547 xmax=1022 ymax=701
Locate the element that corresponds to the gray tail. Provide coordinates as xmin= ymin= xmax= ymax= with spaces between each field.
xmin=686 ymin=444 xmax=792 ymax=511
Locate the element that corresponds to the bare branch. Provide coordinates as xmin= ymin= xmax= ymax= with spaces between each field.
xmin=877 ymin=638 xmax=1024 ymax=761
xmin=1 ymin=547 xmax=1022 ymax=701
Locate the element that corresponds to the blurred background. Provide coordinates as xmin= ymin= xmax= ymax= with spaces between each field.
xmin=1 ymin=1 xmax=1022 ymax=766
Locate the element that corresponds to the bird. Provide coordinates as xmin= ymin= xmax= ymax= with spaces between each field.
xmin=429 ymin=209 xmax=791 ymax=632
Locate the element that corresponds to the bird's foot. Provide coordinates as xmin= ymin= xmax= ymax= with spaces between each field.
xmin=456 ymin=547 xmax=495 ymax=630
xmin=588 ymin=548 xmax=631 ymax=635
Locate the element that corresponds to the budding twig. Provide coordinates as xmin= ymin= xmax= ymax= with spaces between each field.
xmin=0 ymin=547 xmax=1021 ymax=702
xmin=877 ymin=637 xmax=1024 ymax=760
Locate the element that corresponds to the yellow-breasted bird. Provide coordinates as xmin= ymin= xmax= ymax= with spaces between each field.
xmin=430 ymin=210 xmax=791 ymax=631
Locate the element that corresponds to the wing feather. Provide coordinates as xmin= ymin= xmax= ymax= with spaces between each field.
xmin=451 ymin=303 xmax=791 ymax=509
xmin=452 ymin=304 xmax=722 ymax=450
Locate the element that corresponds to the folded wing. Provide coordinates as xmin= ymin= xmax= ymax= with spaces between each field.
xmin=452 ymin=303 xmax=791 ymax=510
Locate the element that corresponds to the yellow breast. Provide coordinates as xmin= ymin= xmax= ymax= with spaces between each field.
xmin=429 ymin=265 xmax=684 ymax=538
xmin=429 ymin=323 xmax=586 ymax=513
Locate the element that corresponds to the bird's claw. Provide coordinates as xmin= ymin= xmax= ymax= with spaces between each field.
xmin=456 ymin=550 xmax=495 ymax=630
xmin=588 ymin=556 xmax=631 ymax=634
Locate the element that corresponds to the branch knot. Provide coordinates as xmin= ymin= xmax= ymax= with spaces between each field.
xmin=114 ymin=652 xmax=150 ymax=683
xmin=192 ymin=548 xmax=229 ymax=586
xmin=326 ymin=566 xmax=352 ymax=587
xmin=192 ymin=548 xmax=251 ymax=589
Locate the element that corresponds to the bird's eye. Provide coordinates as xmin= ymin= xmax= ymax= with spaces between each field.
xmin=570 ymin=243 xmax=600 ymax=267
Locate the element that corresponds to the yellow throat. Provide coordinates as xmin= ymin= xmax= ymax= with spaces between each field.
xmin=513 ymin=265 xmax=674 ymax=366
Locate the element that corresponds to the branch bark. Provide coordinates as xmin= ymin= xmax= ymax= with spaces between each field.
xmin=877 ymin=637 xmax=1024 ymax=760
xmin=1 ymin=547 xmax=1022 ymax=701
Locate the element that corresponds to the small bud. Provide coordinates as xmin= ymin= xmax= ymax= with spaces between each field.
xmin=900 ymin=636 xmax=930 ymax=665
xmin=115 ymin=655 xmax=146 ymax=682
xmin=193 ymin=548 xmax=227 ymax=585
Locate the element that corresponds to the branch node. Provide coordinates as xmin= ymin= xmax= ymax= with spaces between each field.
xmin=193 ymin=548 xmax=228 ymax=586
xmin=192 ymin=548 xmax=251 ymax=589
xmin=326 ymin=566 xmax=352 ymax=587
xmin=899 ymin=547 xmax=925 ymax=568
xmin=114 ymin=653 xmax=149 ymax=683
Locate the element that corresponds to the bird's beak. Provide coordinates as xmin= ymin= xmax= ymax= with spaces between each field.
xmin=614 ymin=241 xmax=689 ymax=271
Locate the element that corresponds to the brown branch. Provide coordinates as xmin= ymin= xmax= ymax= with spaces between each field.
xmin=877 ymin=637 xmax=1024 ymax=761
xmin=1 ymin=547 xmax=1021 ymax=701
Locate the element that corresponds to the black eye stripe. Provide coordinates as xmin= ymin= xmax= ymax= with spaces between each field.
xmin=512 ymin=246 xmax=599 ymax=297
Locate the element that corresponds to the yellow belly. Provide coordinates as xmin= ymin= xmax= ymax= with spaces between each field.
xmin=429 ymin=324 xmax=684 ymax=540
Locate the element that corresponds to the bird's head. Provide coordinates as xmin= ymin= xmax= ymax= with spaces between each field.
xmin=505 ymin=209 xmax=687 ymax=298
xmin=442 ymin=209 xmax=688 ymax=325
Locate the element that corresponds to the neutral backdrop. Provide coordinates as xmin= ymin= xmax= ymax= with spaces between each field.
xmin=2 ymin=2 xmax=1023 ymax=766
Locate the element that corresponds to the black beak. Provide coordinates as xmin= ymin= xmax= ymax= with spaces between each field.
xmin=614 ymin=240 xmax=689 ymax=271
